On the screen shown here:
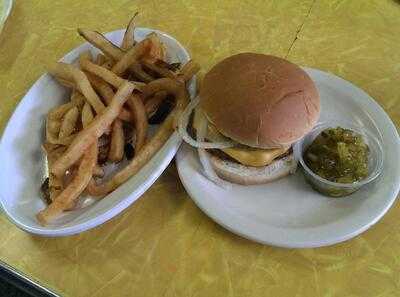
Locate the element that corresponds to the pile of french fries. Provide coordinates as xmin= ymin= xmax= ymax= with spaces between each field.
xmin=38 ymin=14 xmax=200 ymax=225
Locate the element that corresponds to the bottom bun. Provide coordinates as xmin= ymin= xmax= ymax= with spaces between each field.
xmin=208 ymin=152 xmax=297 ymax=185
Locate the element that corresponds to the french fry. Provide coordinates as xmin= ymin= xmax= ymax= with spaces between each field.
xmin=93 ymin=165 xmax=104 ymax=177
xmin=86 ymin=110 xmax=175 ymax=197
xmin=129 ymin=62 xmax=154 ymax=83
xmin=47 ymin=119 xmax=61 ymax=135
xmin=82 ymin=104 xmax=104 ymax=176
xmin=51 ymin=81 xmax=135 ymax=177
xmin=46 ymin=123 xmax=76 ymax=145
xmin=96 ymin=53 xmax=107 ymax=65
xmin=142 ymin=78 xmax=189 ymax=127
xmin=144 ymin=32 xmax=166 ymax=62
xmin=82 ymin=59 xmax=147 ymax=93
xmin=86 ymin=73 xmax=115 ymax=101
xmin=108 ymin=119 xmax=125 ymax=162
xmin=127 ymin=94 xmax=148 ymax=152
xmin=43 ymin=102 xmax=100 ymax=213
xmin=48 ymin=102 xmax=74 ymax=121
xmin=82 ymin=102 xmax=102 ymax=177
xmin=86 ymin=73 xmax=133 ymax=121
xmin=141 ymin=59 xmax=176 ymax=80
xmin=42 ymin=143 xmax=65 ymax=158
xmin=70 ymin=91 xmax=86 ymax=109
xmin=86 ymin=80 xmax=188 ymax=196
xmin=102 ymin=59 xmax=114 ymax=69
xmin=53 ymin=77 xmax=76 ymax=89
xmin=43 ymin=143 xmax=66 ymax=201
xmin=59 ymin=106 xmax=79 ymax=139
xmin=121 ymin=12 xmax=138 ymax=50
xmin=49 ymin=63 xmax=105 ymax=114
xmin=142 ymin=78 xmax=178 ymax=98
xmin=46 ymin=103 xmax=77 ymax=145
xmin=111 ymin=39 xmax=150 ymax=76
xmin=37 ymin=142 xmax=98 ymax=225
xmin=78 ymin=29 xmax=165 ymax=63
xmin=78 ymin=28 xmax=168 ymax=84
xmin=77 ymin=29 xmax=125 ymax=60
xmin=178 ymin=60 xmax=201 ymax=83
xmin=81 ymin=59 xmax=125 ymax=88
xmin=82 ymin=102 xmax=104 ymax=188
xmin=46 ymin=136 xmax=75 ymax=146
xmin=81 ymin=102 xmax=94 ymax=127
xmin=49 ymin=177 xmax=63 ymax=201
xmin=79 ymin=51 xmax=93 ymax=66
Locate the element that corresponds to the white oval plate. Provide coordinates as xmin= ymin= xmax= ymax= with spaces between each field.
xmin=0 ymin=28 xmax=195 ymax=236
xmin=176 ymin=68 xmax=400 ymax=248
xmin=0 ymin=0 xmax=13 ymax=32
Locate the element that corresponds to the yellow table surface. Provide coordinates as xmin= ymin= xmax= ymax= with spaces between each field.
xmin=1 ymin=1 xmax=400 ymax=296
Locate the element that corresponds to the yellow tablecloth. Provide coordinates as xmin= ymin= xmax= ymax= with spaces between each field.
xmin=1 ymin=1 xmax=399 ymax=296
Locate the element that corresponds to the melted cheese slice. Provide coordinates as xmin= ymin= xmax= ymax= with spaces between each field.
xmin=193 ymin=109 xmax=288 ymax=167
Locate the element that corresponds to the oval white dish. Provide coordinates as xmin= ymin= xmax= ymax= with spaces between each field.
xmin=0 ymin=28 xmax=195 ymax=236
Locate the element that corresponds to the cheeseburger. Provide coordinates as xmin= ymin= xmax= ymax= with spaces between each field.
xmin=180 ymin=53 xmax=320 ymax=185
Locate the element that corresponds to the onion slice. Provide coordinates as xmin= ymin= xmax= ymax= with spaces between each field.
xmin=196 ymin=111 xmax=231 ymax=189
xmin=177 ymin=95 xmax=236 ymax=149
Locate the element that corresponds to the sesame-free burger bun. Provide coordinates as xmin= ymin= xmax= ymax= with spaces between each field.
xmin=200 ymin=53 xmax=320 ymax=148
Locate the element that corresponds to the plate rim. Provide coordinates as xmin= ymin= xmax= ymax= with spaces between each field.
xmin=0 ymin=0 xmax=13 ymax=26
xmin=176 ymin=67 xmax=400 ymax=248
xmin=0 ymin=28 xmax=192 ymax=236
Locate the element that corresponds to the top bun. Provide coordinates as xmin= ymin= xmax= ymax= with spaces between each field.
xmin=200 ymin=53 xmax=320 ymax=148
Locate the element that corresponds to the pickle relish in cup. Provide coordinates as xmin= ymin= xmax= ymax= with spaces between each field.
xmin=304 ymin=127 xmax=369 ymax=184
xmin=294 ymin=122 xmax=384 ymax=197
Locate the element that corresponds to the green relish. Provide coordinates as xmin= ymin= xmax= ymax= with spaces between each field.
xmin=304 ymin=127 xmax=369 ymax=183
